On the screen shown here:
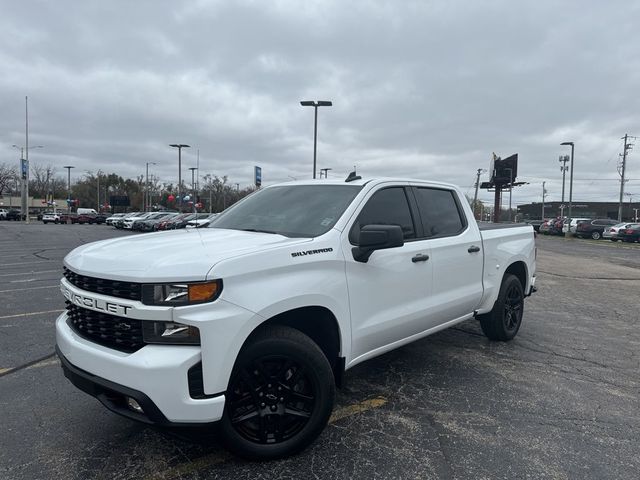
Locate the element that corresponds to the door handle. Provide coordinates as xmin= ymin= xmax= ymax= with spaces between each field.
xmin=412 ymin=254 xmax=430 ymax=263
xmin=468 ymin=245 xmax=481 ymax=253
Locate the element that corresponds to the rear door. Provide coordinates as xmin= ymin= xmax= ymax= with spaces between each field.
xmin=410 ymin=186 xmax=484 ymax=326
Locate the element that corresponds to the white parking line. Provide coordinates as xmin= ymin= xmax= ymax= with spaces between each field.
xmin=0 ymin=270 xmax=59 ymax=277
xmin=0 ymin=261 xmax=53 ymax=268
xmin=0 ymin=309 xmax=64 ymax=320
xmin=0 ymin=285 xmax=58 ymax=293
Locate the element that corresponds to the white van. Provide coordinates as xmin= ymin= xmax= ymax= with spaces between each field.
xmin=77 ymin=208 xmax=98 ymax=215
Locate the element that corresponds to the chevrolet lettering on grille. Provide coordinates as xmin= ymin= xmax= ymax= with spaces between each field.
xmin=61 ymin=285 xmax=131 ymax=316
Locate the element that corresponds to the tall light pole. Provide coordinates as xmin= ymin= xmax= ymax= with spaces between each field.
xmin=12 ymin=143 xmax=43 ymax=223
xmin=189 ymin=167 xmax=197 ymax=212
xmin=63 ymin=165 xmax=75 ymax=214
xmin=560 ymin=142 xmax=574 ymax=237
xmin=541 ymin=182 xmax=547 ymax=220
xmin=300 ymin=100 xmax=332 ymax=179
xmin=145 ymin=162 xmax=156 ymax=212
xmin=169 ymin=144 xmax=190 ymax=210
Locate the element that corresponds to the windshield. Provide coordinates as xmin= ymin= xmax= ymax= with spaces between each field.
xmin=209 ymin=184 xmax=362 ymax=237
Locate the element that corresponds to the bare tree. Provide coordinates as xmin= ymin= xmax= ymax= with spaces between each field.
xmin=0 ymin=162 xmax=18 ymax=196
xmin=29 ymin=162 xmax=58 ymax=198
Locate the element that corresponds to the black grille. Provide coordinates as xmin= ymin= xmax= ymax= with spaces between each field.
xmin=63 ymin=267 xmax=142 ymax=301
xmin=66 ymin=302 xmax=144 ymax=353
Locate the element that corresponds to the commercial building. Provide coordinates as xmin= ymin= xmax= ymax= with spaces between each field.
xmin=517 ymin=201 xmax=640 ymax=222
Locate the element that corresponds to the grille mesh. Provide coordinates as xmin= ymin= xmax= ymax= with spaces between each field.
xmin=63 ymin=267 xmax=142 ymax=301
xmin=66 ymin=302 xmax=144 ymax=353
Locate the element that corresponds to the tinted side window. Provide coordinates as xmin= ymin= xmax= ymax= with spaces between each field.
xmin=349 ymin=187 xmax=416 ymax=243
xmin=414 ymin=187 xmax=465 ymax=238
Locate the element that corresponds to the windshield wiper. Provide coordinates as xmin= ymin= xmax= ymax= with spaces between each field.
xmin=238 ymin=228 xmax=281 ymax=235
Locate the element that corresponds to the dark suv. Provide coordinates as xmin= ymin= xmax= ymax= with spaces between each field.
xmin=574 ymin=219 xmax=619 ymax=240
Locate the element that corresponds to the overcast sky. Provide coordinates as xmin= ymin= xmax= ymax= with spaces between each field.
xmin=1 ymin=0 xmax=639 ymax=207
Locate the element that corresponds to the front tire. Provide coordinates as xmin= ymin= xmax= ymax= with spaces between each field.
xmin=478 ymin=274 xmax=524 ymax=341
xmin=591 ymin=231 xmax=601 ymax=240
xmin=220 ymin=326 xmax=335 ymax=460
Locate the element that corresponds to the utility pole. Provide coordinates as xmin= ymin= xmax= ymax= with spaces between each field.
xmin=541 ymin=181 xmax=546 ymax=220
xmin=473 ymin=168 xmax=484 ymax=220
xmin=618 ymin=134 xmax=635 ymax=221
xmin=63 ymin=166 xmax=74 ymax=214
xmin=189 ymin=167 xmax=197 ymax=212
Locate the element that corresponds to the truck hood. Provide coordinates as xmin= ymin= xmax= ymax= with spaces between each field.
xmin=64 ymin=228 xmax=312 ymax=282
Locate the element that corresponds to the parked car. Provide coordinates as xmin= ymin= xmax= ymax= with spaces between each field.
xmin=5 ymin=209 xmax=25 ymax=221
xmin=105 ymin=213 xmax=126 ymax=226
xmin=164 ymin=212 xmax=196 ymax=230
xmin=122 ymin=212 xmax=151 ymax=230
xmin=0 ymin=208 xmax=9 ymax=220
xmin=618 ymin=225 xmax=640 ymax=243
xmin=574 ymin=219 xmax=618 ymax=240
xmin=186 ymin=213 xmax=217 ymax=228
xmin=539 ymin=219 xmax=553 ymax=235
xmin=71 ymin=214 xmax=98 ymax=224
xmin=604 ymin=223 xmax=640 ymax=241
xmin=42 ymin=212 xmax=61 ymax=224
xmin=524 ymin=219 xmax=544 ymax=232
xmin=56 ymin=177 xmax=536 ymax=459
xmin=562 ymin=217 xmax=591 ymax=234
xmin=134 ymin=212 xmax=178 ymax=232
xmin=114 ymin=212 xmax=141 ymax=229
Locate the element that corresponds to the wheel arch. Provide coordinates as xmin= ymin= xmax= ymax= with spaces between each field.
xmin=245 ymin=306 xmax=344 ymax=386
xmin=504 ymin=260 xmax=528 ymax=292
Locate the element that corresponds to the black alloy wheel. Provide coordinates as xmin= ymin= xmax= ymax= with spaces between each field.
xmin=220 ymin=326 xmax=334 ymax=460
xmin=502 ymin=282 xmax=523 ymax=334
xmin=479 ymin=274 xmax=525 ymax=341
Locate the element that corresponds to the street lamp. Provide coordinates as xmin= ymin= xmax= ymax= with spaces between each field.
xmin=188 ymin=167 xmax=197 ymax=212
xmin=12 ymin=144 xmax=43 ymax=223
xmin=63 ymin=165 xmax=75 ymax=214
xmin=169 ymin=144 xmax=190 ymax=210
xmin=145 ymin=162 xmax=156 ymax=212
xmin=300 ymin=100 xmax=332 ymax=179
xmin=560 ymin=142 xmax=574 ymax=236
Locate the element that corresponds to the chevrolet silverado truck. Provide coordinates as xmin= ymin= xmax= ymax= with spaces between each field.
xmin=56 ymin=177 xmax=536 ymax=460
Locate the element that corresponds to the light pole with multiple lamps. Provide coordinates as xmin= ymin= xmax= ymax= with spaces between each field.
xmin=145 ymin=162 xmax=156 ymax=212
xmin=300 ymin=100 xmax=332 ymax=179
xmin=63 ymin=165 xmax=75 ymax=214
xmin=169 ymin=144 xmax=190 ymax=210
xmin=560 ymin=142 xmax=575 ymax=237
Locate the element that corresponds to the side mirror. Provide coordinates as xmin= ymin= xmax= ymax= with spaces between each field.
xmin=352 ymin=224 xmax=404 ymax=263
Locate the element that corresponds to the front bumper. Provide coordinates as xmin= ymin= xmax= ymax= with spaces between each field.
xmin=56 ymin=311 xmax=226 ymax=423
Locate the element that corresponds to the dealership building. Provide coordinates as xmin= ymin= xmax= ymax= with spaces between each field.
xmin=517 ymin=201 xmax=640 ymax=222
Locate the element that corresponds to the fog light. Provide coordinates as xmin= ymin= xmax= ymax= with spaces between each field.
xmin=126 ymin=397 xmax=144 ymax=414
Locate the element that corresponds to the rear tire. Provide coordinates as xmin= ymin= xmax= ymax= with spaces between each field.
xmin=478 ymin=274 xmax=524 ymax=341
xmin=220 ymin=325 xmax=335 ymax=460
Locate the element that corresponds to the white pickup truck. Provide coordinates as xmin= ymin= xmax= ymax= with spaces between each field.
xmin=56 ymin=177 xmax=536 ymax=459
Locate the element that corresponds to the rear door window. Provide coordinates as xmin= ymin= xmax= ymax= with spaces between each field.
xmin=413 ymin=187 xmax=466 ymax=238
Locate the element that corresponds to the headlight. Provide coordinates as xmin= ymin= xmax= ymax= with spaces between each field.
xmin=141 ymin=280 xmax=222 ymax=306
xmin=142 ymin=321 xmax=200 ymax=345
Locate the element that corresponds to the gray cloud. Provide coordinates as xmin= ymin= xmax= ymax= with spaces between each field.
xmin=1 ymin=0 xmax=639 ymax=208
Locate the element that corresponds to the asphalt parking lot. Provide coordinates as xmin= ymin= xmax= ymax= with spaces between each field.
xmin=1 ymin=222 xmax=639 ymax=480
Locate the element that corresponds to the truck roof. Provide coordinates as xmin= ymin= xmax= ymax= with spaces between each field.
xmin=272 ymin=177 xmax=460 ymax=189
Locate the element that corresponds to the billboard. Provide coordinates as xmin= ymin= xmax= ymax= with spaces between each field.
xmin=109 ymin=195 xmax=130 ymax=207
xmin=490 ymin=154 xmax=518 ymax=185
